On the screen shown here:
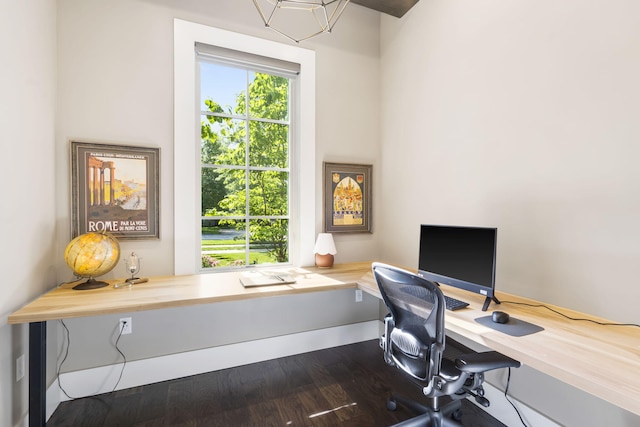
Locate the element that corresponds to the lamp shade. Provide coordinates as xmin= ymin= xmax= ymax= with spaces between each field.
xmin=314 ymin=233 xmax=337 ymax=255
xmin=314 ymin=233 xmax=336 ymax=268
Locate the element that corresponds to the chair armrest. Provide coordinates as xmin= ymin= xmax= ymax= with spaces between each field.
xmin=381 ymin=314 xmax=395 ymax=365
xmin=455 ymin=351 xmax=521 ymax=373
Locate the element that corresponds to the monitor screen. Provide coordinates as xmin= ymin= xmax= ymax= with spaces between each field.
xmin=418 ymin=225 xmax=497 ymax=302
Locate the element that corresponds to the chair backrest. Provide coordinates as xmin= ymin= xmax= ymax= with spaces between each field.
xmin=373 ymin=262 xmax=446 ymax=383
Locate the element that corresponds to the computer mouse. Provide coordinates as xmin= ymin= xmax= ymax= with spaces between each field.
xmin=492 ymin=311 xmax=510 ymax=324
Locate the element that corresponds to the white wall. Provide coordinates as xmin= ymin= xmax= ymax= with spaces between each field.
xmin=0 ymin=1 xmax=57 ymax=426
xmin=53 ymin=0 xmax=381 ymax=370
xmin=379 ymin=1 xmax=640 ymax=425
xmin=55 ymin=0 xmax=381 ymax=282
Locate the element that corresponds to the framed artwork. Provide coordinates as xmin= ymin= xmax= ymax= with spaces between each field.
xmin=323 ymin=162 xmax=372 ymax=233
xmin=71 ymin=141 xmax=160 ymax=240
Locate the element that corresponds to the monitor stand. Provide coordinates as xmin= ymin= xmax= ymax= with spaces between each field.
xmin=482 ymin=296 xmax=501 ymax=312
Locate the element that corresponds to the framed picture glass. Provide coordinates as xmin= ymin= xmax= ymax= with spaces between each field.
xmin=323 ymin=162 xmax=372 ymax=233
xmin=70 ymin=141 xmax=160 ymax=240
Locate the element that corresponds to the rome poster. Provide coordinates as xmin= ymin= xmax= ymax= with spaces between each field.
xmin=323 ymin=162 xmax=372 ymax=233
xmin=71 ymin=141 xmax=160 ymax=239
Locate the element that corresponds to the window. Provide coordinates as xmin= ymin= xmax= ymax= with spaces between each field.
xmin=198 ymin=48 xmax=298 ymax=269
xmin=174 ymin=20 xmax=316 ymax=275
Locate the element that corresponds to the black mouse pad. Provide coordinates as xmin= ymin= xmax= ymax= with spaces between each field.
xmin=474 ymin=316 xmax=544 ymax=337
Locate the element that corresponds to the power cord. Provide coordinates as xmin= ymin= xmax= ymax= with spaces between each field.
xmin=57 ymin=319 xmax=128 ymax=400
xmin=505 ymin=367 xmax=527 ymax=427
xmin=497 ymin=300 xmax=639 ymax=426
xmin=56 ymin=320 xmax=74 ymax=400
xmin=113 ymin=322 xmax=128 ymax=389
xmin=501 ymin=300 xmax=640 ymax=328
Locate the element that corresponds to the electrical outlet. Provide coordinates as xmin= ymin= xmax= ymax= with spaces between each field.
xmin=16 ymin=354 xmax=25 ymax=382
xmin=119 ymin=317 xmax=132 ymax=335
xmin=355 ymin=289 xmax=363 ymax=302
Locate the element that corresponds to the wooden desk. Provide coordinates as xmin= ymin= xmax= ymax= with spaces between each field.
xmin=357 ymin=271 xmax=640 ymax=418
xmin=8 ymin=262 xmax=371 ymax=427
xmin=9 ymin=262 xmax=640 ymax=424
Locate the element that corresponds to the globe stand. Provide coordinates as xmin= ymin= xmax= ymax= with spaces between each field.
xmin=73 ymin=278 xmax=110 ymax=290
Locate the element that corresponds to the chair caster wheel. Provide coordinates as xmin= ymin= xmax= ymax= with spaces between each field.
xmin=387 ymin=399 xmax=397 ymax=411
xmin=451 ymin=409 xmax=463 ymax=421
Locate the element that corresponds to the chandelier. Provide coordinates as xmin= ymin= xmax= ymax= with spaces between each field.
xmin=253 ymin=0 xmax=351 ymax=43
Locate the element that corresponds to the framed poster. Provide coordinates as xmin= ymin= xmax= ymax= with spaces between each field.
xmin=71 ymin=141 xmax=160 ymax=240
xmin=323 ymin=162 xmax=372 ymax=233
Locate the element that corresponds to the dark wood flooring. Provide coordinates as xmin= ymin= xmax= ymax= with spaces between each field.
xmin=47 ymin=339 xmax=505 ymax=426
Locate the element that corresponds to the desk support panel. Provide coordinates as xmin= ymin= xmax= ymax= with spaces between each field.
xmin=29 ymin=321 xmax=46 ymax=427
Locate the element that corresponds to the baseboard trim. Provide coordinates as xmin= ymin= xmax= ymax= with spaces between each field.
xmin=47 ymin=320 xmax=380 ymax=419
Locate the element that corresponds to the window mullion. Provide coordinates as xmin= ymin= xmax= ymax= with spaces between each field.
xmin=244 ymin=71 xmax=251 ymax=266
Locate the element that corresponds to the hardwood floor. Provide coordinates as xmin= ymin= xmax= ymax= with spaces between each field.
xmin=47 ymin=339 xmax=506 ymax=426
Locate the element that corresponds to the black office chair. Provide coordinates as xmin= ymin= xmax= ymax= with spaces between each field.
xmin=373 ymin=262 xmax=521 ymax=427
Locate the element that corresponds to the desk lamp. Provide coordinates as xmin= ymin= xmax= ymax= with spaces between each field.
xmin=314 ymin=233 xmax=337 ymax=268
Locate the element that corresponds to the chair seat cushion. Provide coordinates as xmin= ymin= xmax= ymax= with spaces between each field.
xmin=439 ymin=357 xmax=462 ymax=382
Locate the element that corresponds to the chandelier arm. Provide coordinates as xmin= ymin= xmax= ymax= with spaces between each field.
xmin=268 ymin=25 xmax=303 ymax=43
xmin=297 ymin=29 xmax=326 ymax=42
xmin=327 ymin=0 xmax=350 ymax=31
xmin=253 ymin=0 xmax=350 ymax=42
xmin=265 ymin=1 xmax=280 ymax=26
xmin=311 ymin=9 xmax=330 ymax=32
xmin=253 ymin=0 xmax=269 ymax=25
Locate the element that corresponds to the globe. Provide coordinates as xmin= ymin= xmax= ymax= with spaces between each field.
xmin=64 ymin=232 xmax=121 ymax=290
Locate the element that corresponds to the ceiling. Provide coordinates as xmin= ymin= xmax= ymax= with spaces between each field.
xmin=350 ymin=0 xmax=419 ymax=18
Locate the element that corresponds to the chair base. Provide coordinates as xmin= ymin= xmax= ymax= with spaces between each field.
xmin=388 ymin=393 xmax=464 ymax=427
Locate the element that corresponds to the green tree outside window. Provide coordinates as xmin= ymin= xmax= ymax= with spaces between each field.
xmin=200 ymin=64 xmax=291 ymax=269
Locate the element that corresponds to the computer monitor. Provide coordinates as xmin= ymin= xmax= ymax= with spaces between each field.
xmin=417 ymin=224 xmax=500 ymax=311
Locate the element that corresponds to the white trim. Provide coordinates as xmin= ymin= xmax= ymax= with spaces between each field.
xmin=52 ymin=321 xmax=378 ymax=404
xmin=173 ymin=19 xmax=316 ymax=275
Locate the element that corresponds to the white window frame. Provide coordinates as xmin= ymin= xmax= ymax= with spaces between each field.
xmin=174 ymin=19 xmax=316 ymax=275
